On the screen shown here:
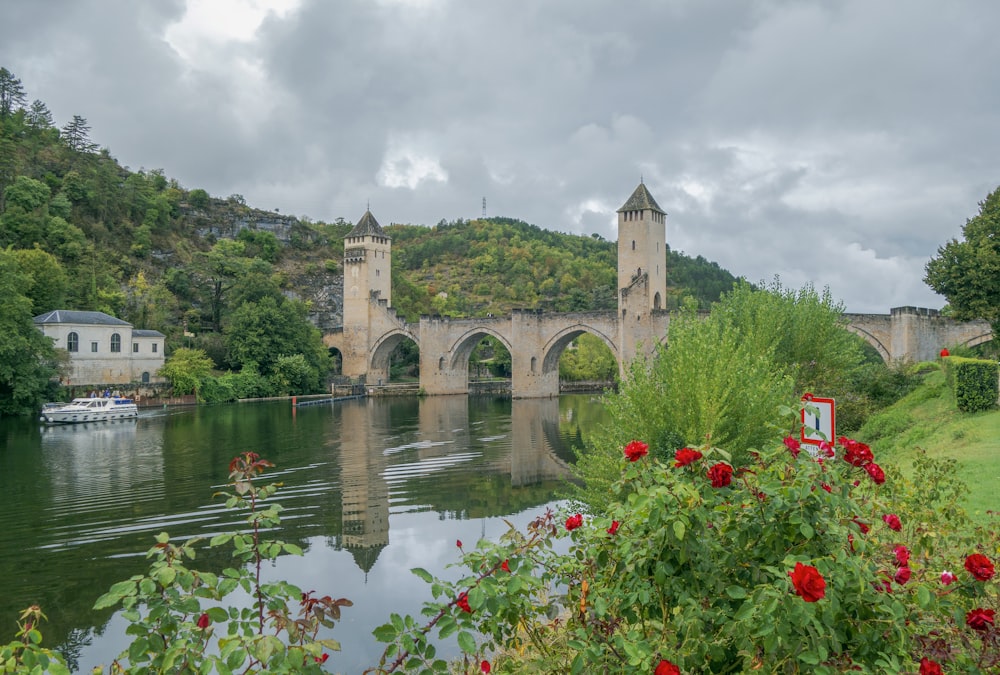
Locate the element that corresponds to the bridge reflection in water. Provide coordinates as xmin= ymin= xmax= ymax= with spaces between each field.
xmin=1 ymin=394 xmax=607 ymax=672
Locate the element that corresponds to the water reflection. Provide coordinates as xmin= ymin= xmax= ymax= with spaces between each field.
xmin=0 ymin=393 xmax=608 ymax=673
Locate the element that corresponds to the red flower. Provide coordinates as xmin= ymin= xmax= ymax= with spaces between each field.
xmin=919 ymin=657 xmax=943 ymax=675
xmin=939 ymin=348 xmax=950 ymax=357
xmin=673 ymin=447 xmax=703 ymax=467
xmin=882 ymin=513 xmax=902 ymax=531
xmin=864 ymin=462 xmax=885 ymax=485
xmin=941 ymin=570 xmax=957 ymax=585
xmin=707 ymin=462 xmax=733 ymax=488
xmin=840 ymin=438 xmax=874 ymax=467
xmin=480 ymin=660 xmax=491 ymax=673
xmin=966 ymin=607 xmax=995 ymax=631
xmin=624 ymin=439 xmax=649 ymax=461
xmin=607 ymin=520 xmax=620 ymax=535
xmin=820 ymin=483 xmax=832 ymax=493
xmin=894 ymin=545 xmax=910 ymax=567
xmin=654 ymin=659 xmax=680 ymax=675
xmin=500 ymin=559 xmax=510 ymax=573
xmin=819 ymin=440 xmax=835 ymax=458
xmin=788 ymin=562 xmax=826 ymax=602
xmin=565 ymin=513 xmax=583 ymax=531
xmin=314 ymin=653 xmax=329 ymax=663
xmin=196 ymin=613 xmax=210 ymax=629
xmin=456 ymin=539 xmax=463 ymax=548
xmin=853 ymin=518 xmax=870 ymax=534
xmin=783 ymin=435 xmax=801 ymax=458
xmin=455 ymin=592 xmax=472 ymax=614
xmin=894 ymin=567 xmax=912 ymax=585
xmin=964 ymin=553 xmax=995 ymax=581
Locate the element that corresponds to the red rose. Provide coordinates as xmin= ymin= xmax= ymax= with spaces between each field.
xmin=783 ymin=435 xmax=801 ymax=458
xmin=607 ymin=520 xmax=620 ymax=535
xmin=819 ymin=440 xmax=835 ymax=458
xmin=196 ymin=613 xmax=210 ymax=629
xmin=456 ymin=539 xmax=463 ymax=548
xmin=966 ymin=607 xmax=995 ymax=631
xmin=314 ymin=653 xmax=329 ymax=663
xmin=673 ymin=447 xmax=702 ymax=467
xmin=882 ymin=513 xmax=902 ymax=531
xmin=821 ymin=483 xmax=832 ymax=493
xmin=707 ymin=462 xmax=733 ymax=488
xmin=894 ymin=545 xmax=910 ymax=567
xmin=894 ymin=567 xmax=912 ymax=585
xmin=940 ymin=570 xmax=957 ymax=585
xmin=964 ymin=553 xmax=995 ymax=581
xmin=624 ymin=439 xmax=649 ymax=462
xmin=853 ymin=518 xmax=870 ymax=534
xmin=456 ymin=592 xmax=472 ymax=614
xmin=654 ymin=659 xmax=680 ymax=675
xmin=840 ymin=437 xmax=874 ymax=467
xmin=480 ymin=660 xmax=491 ymax=673
xmin=919 ymin=657 xmax=942 ymax=675
xmin=864 ymin=462 xmax=886 ymax=485
xmin=501 ymin=559 xmax=510 ymax=573
xmin=788 ymin=562 xmax=826 ymax=602
xmin=565 ymin=513 xmax=583 ymax=531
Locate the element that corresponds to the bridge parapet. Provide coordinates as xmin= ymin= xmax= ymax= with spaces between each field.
xmin=843 ymin=307 xmax=992 ymax=363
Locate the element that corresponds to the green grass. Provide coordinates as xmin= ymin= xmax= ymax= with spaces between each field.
xmin=857 ymin=367 xmax=999 ymax=522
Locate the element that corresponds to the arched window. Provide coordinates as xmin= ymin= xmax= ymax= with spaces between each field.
xmin=67 ymin=332 xmax=79 ymax=352
xmin=654 ymin=292 xmax=662 ymax=310
xmin=530 ymin=356 xmax=537 ymax=373
xmin=111 ymin=333 xmax=122 ymax=353
xmin=141 ymin=372 xmax=150 ymax=384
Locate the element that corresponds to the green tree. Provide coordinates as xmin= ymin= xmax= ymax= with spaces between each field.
xmin=12 ymin=247 xmax=67 ymax=313
xmin=0 ymin=67 xmax=27 ymax=119
xmin=158 ymin=348 xmax=214 ymax=396
xmin=25 ymin=99 xmax=53 ymax=129
xmin=60 ymin=115 xmax=97 ymax=153
xmin=0 ymin=251 xmax=61 ymax=416
xmin=190 ymin=239 xmax=272 ymax=331
xmin=559 ymin=333 xmax=617 ymax=382
xmin=924 ymin=185 xmax=1000 ymax=335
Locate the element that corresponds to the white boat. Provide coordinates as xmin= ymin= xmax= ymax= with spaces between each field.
xmin=40 ymin=397 xmax=139 ymax=424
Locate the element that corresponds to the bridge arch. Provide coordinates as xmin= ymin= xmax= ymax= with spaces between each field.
xmin=446 ymin=327 xmax=514 ymax=371
xmin=844 ymin=325 xmax=891 ymax=363
xmin=370 ymin=328 xmax=420 ymax=376
xmin=541 ymin=324 xmax=619 ymax=374
xmin=961 ymin=332 xmax=994 ymax=350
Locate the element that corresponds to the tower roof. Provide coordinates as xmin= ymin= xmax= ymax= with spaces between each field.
xmin=617 ymin=182 xmax=666 ymax=214
xmin=346 ymin=210 xmax=390 ymax=239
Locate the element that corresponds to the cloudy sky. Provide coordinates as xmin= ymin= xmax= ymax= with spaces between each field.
xmin=3 ymin=0 xmax=998 ymax=313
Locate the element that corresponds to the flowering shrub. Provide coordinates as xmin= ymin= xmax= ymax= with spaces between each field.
xmin=373 ymin=416 xmax=999 ymax=673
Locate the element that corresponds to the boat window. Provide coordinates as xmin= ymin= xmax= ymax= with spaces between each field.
xmin=67 ymin=332 xmax=79 ymax=352
xmin=111 ymin=333 xmax=122 ymax=353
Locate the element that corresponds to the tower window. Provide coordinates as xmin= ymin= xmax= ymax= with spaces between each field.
xmin=632 ymin=240 xmax=636 ymax=250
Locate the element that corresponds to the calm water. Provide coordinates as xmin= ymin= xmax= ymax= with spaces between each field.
xmin=0 ymin=394 xmax=609 ymax=673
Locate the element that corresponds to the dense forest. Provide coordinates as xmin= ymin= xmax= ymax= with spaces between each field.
xmin=0 ymin=65 xmax=738 ymax=413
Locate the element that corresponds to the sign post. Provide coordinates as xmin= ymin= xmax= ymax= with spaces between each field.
xmin=800 ymin=392 xmax=835 ymax=447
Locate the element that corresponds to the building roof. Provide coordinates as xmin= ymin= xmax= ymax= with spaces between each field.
xmin=346 ymin=210 xmax=390 ymax=239
xmin=133 ymin=329 xmax=166 ymax=338
xmin=33 ymin=310 xmax=132 ymax=327
xmin=617 ymin=182 xmax=666 ymax=214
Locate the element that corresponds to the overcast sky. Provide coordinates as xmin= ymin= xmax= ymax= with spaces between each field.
xmin=3 ymin=0 xmax=998 ymax=313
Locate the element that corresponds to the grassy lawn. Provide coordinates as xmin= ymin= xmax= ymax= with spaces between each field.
xmin=857 ymin=368 xmax=999 ymax=522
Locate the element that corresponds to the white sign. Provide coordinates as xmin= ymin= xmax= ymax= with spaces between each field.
xmin=800 ymin=393 xmax=835 ymax=446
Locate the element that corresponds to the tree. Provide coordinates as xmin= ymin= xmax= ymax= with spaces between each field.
xmin=61 ymin=115 xmax=98 ymax=153
xmin=158 ymin=348 xmax=214 ymax=396
xmin=25 ymin=99 xmax=53 ymax=129
xmin=0 ymin=67 xmax=27 ymax=119
xmin=924 ymin=186 xmax=1000 ymax=335
xmin=0 ymin=251 xmax=61 ymax=416
xmin=12 ymin=247 xmax=68 ymax=313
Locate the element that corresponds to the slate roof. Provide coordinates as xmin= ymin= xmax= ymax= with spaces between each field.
xmin=617 ymin=182 xmax=666 ymax=214
xmin=133 ymin=329 xmax=166 ymax=338
xmin=33 ymin=310 xmax=131 ymax=326
xmin=346 ymin=210 xmax=390 ymax=239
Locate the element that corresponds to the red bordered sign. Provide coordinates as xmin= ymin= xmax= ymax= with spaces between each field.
xmin=800 ymin=392 xmax=835 ymax=446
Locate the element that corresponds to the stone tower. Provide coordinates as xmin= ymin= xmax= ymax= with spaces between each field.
xmin=617 ymin=180 xmax=667 ymax=311
xmin=341 ymin=209 xmax=392 ymax=378
xmin=617 ymin=181 xmax=668 ymax=367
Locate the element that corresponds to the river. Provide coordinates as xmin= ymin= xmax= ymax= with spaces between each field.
xmin=0 ymin=394 xmax=610 ymax=673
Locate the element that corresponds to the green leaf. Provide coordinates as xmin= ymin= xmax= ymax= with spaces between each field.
xmin=411 ymin=567 xmax=434 ymax=583
xmin=373 ymin=623 xmax=397 ymax=643
xmin=457 ymin=630 xmax=477 ymax=654
xmin=799 ymin=650 xmax=820 ymax=665
xmin=799 ymin=522 xmax=814 ymax=539
xmin=673 ymin=520 xmax=686 ymax=541
xmin=210 ymin=533 xmax=233 ymax=547
xmin=725 ymin=585 xmax=747 ymax=599
xmin=916 ymin=585 xmax=932 ymax=609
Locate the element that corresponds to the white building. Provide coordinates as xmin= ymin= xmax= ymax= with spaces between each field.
xmin=33 ymin=310 xmax=166 ymax=386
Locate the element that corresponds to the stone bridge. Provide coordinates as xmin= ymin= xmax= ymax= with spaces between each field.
xmin=843 ymin=306 xmax=992 ymax=363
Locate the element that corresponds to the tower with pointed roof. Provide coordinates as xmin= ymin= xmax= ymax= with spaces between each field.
xmin=341 ymin=209 xmax=392 ymax=378
xmin=617 ymin=180 xmax=667 ymax=312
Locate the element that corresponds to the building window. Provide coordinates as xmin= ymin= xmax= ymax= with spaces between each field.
xmin=141 ymin=372 xmax=150 ymax=384
xmin=133 ymin=343 xmax=139 ymax=353
xmin=111 ymin=333 xmax=121 ymax=353
xmin=91 ymin=342 xmax=99 ymax=353
xmin=67 ymin=332 xmax=79 ymax=352
xmin=152 ymin=343 xmax=158 ymax=353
